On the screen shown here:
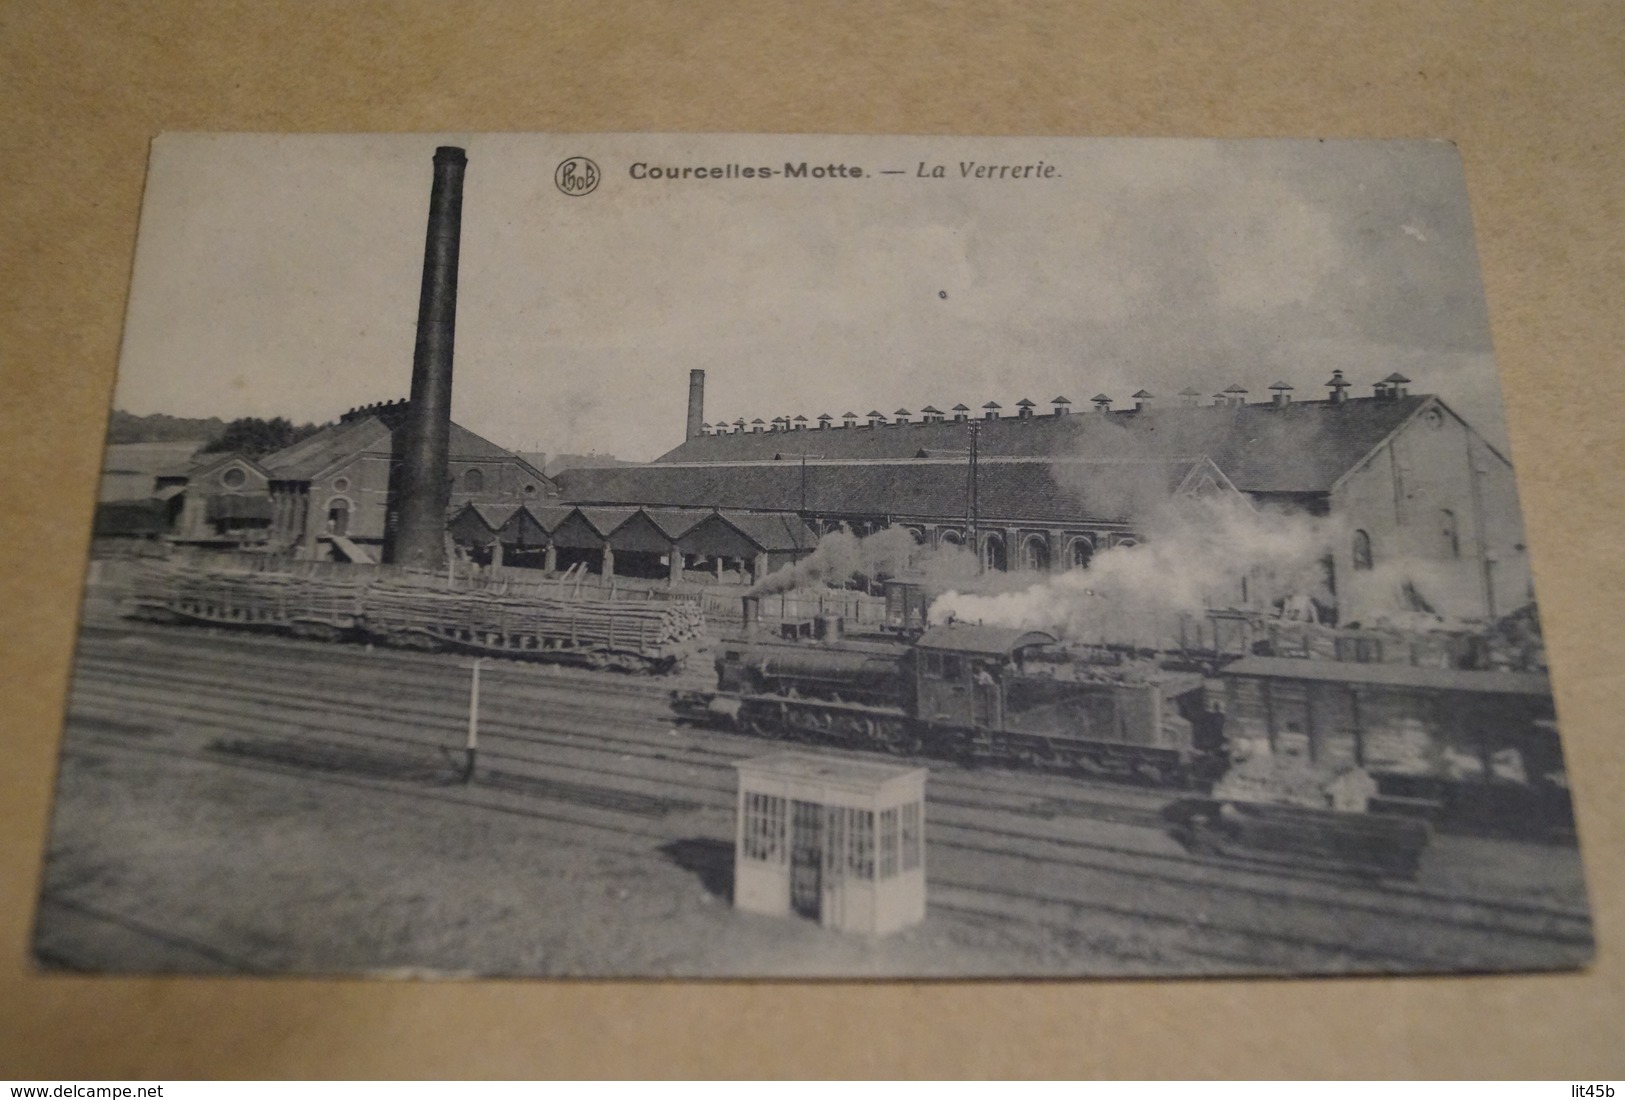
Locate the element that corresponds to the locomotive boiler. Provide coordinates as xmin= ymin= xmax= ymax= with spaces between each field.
xmin=675 ymin=596 xmax=1221 ymax=782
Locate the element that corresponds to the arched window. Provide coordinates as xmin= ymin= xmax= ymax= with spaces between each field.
xmin=221 ymin=467 xmax=246 ymax=489
xmin=1070 ymin=536 xmax=1094 ymax=570
xmin=981 ymin=534 xmax=1007 ymax=572
xmin=463 ymin=467 xmax=485 ymax=493
xmin=1439 ymin=509 xmax=1460 ymax=559
xmin=1352 ymin=530 xmax=1373 ymax=571
xmin=327 ymin=498 xmax=350 ymax=537
xmin=1022 ymin=534 xmax=1050 ymax=572
xmin=938 ymin=529 xmax=964 ymax=548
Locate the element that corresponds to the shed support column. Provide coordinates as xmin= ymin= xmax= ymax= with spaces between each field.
xmin=750 ymin=555 xmax=764 ymax=586
xmin=491 ymin=540 xmax=504 ymax=567
xmin=715 ymin=556 xmax=724 ymax=581
xmin=668 ymin=550 xmax=683 ymax=583
xmin=601 ymin=545 xmax=616 ymax=578
xmin=1048 ymin=529 xmax=1066 ymax=573
xmin=544 ymin=544 xmax=557 ymax=572
xmin=299 ymin=490 xmax=317 ymax=558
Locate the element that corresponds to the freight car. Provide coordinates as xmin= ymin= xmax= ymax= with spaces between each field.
xmin=124 ymin=563 xmax=704 ymax=673
xmin=674 ymin=601 xmax=1221 ymax=782
xmin=1212 ymin=656 xmax=1569 ymax=835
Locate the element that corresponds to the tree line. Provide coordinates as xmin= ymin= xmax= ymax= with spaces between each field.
xmin=109 ymin=410 xmax=323 ymax=457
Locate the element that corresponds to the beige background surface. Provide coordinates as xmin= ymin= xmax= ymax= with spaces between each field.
xmin=2 ymin=1 xmax=1621 ymax=1079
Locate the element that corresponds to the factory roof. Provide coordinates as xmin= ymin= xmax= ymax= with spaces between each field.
xmin=454 ymin=503 xmax=817 ymax=555
xmin=657 ymin=394 xmax=1458 ymax=495
xmin=258 ymin=403 xmax=552 ymax=486
xmin=556 ymin=455 xmax=1233 ymax=524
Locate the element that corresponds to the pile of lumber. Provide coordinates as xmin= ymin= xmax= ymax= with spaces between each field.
xmin=132 ymin=566 xmax=364 ymax=626
xmin=125 ymin=562 xmax=707 ymax=662
xmin=363 ymin=582 xmax=705 ymax=657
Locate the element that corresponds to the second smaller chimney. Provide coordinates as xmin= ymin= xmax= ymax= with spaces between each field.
xmin=686 ymin=369 xmax=706 ymax=440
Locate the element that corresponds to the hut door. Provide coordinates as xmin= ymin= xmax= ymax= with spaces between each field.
xmin=789 ymin=800 xmax=823 ymax=920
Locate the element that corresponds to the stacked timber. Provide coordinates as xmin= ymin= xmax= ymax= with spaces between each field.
xmin=361 ymin=582 xmax=704 ymax=660
xmin=122 ymin=562 xmax=706 ymax=670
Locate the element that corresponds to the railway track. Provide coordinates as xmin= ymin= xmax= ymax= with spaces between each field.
xmin=42 ymin=620 xmax=1595 ymax=975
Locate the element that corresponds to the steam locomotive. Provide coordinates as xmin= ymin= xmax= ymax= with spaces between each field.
xmin=673 ymin=595 xmax=1226 ymax=783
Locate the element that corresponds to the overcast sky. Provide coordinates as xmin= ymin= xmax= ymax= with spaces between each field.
xmin=116 ymin=133 xmax=1511 ymax=461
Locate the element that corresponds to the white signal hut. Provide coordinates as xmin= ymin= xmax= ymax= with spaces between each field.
xmin=733 ymin=752 xmax=928 ymax=936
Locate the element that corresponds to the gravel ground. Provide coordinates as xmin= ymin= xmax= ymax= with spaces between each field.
xmin=30 ymin=616 xmax=1595 ymax=980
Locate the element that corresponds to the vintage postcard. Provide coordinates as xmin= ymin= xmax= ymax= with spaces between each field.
xmin=35 ymin=133 xmax=1591 ymax=978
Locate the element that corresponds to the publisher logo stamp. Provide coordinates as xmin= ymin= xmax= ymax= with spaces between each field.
xmin=555 ymin=157 xmax=601 ymax=197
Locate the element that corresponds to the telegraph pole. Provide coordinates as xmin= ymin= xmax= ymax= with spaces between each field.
xmin=778 ymin=451 xmax=824 ymax=562
xmin=462 ymin=657 xmax=485 ymax=783
xmin=965 ymin=420 xmax=982 ymax=573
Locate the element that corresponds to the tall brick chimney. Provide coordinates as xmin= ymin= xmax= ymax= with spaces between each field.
xmin=389 ymin=146 xmax=467 ymax=569
xmin=686 ymin=369 xmax=706 ymax=440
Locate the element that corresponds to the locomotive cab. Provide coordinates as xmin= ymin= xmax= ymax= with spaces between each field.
xmin=913 ymin=625 xmax=1059 ymax=734
xmin=914 ymin=624 xmax=1203 ymax=779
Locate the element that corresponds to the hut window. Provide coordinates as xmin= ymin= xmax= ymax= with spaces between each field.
xmin=741 ymin=792 xmax=786 ymax=863
xmin=900 ymin=803 xmax=922 ymax=871
xmin=1352 ymin=530 xmax=1374 ymax=571
xmin=879 ymin=807 xmax=899 ymax=878
xmin=326 ymin=498 xmax=350 ymax=537
xmin=844 ymin=808 xmax=875 ymax=880
xmin=463 ymin=468 xmax=485 ymax=493
xmin=1440 ymin=509 xmax=1460 ymax=559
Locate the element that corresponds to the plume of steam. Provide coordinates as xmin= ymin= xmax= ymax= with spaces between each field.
xmin=930 ymin=495 xmax=1345 ymax=647
xmin=750 ymin=524 xmax=1017 ymax=597
xmin=1338 ymin=558 xmax=1478 ymax=629
xmin=750 ymin=526 xmax=919 ymax=596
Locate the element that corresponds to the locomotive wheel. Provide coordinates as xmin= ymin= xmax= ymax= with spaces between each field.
xmin=1018 ymin=740 xmax=1062 ymax=771
xmin=893 ymin=729 xmax=925 ymax=756
xmin=742 ymin=706 xmax=784 ymax=740
xmin=1134 ymin=759 xmax=1181 ymax=786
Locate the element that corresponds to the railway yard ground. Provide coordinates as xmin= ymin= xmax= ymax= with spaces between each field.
xmin=30 ymin=591 xmax=1595 ymax=979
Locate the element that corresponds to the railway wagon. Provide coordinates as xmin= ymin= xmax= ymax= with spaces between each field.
xmin=687 ymin=615 xmax=1214 ymax=781
xmin=127 ymin=564 xmax=704 ymax=672
xmin=1213 ymin=656 xmax=1567 ymax=831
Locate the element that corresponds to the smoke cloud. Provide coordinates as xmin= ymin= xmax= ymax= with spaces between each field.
xmin=750 ymin=524 xmax=1008 ymax=597
xmin=750 ymin=526 xmax=918 ymax=596
xmin=929 ymin=495 xmax=1344 ymax=647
